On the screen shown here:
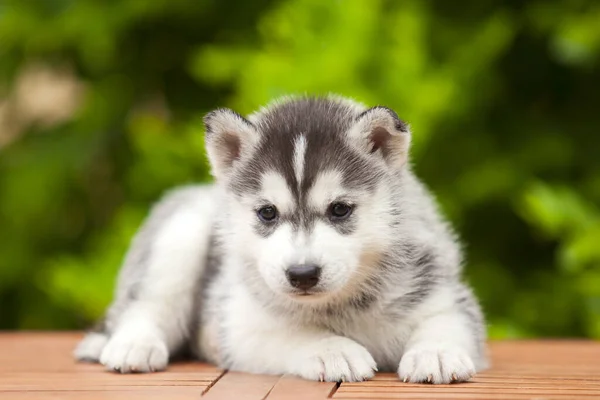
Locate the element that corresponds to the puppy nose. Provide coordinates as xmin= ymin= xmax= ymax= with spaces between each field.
xmin=286 ymin=264 xmax=321 ymax=290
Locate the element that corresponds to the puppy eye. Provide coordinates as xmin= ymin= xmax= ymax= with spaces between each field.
xmin=257 ymin=205 xmax=278 ymax=222
xmin=328 ymin=202 xmax=353 ymax=220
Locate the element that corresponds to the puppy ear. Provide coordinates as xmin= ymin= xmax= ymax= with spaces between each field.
xmin=203 ymin=108 xmax=259 ymax=180
xmin=348 ymin=106 xmax=411 ymax=168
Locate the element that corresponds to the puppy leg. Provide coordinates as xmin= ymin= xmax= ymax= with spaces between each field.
xmin=99 ymin=187 xmax=215 ymax=373
xmin=100 ymin=304 xmax=170 ymax=373
xmin=220 ymin=291 xmax=377 ymax=382
xmin=398 ymin=288 xmax=486 ymax=384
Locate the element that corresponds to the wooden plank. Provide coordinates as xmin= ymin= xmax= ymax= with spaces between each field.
xmin=337 ymin=386 xmax=600 ymax=395
xmin=335 ymin=395 xmax=600 ymax=400
xmin=201 ymin=371 xmax=280 ymax=400
xmin=2 ymin=388 xmax=204 ymax=400
xmin=266 ymin=375 xmax=338 ymax=400
xmin=341 ymin=380 xmax=600 ymax=388
xmin=0 ymin=372 xmax=221 ymax=388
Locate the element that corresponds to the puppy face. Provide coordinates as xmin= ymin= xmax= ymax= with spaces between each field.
xmin=204 ymin=96 xmax=411 ymax=304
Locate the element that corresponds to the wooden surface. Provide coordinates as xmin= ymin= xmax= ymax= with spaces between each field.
xmin=0 ymin=333 xmax=599 ymax=399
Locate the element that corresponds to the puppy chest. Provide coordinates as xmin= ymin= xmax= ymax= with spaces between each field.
xmin=331 ymin=317 xmax=413 ymax=372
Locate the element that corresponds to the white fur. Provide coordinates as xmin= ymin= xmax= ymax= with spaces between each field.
xmin=260 ymin=171 xmax=295 ymax=214
xmin=293 ymin=135 xmax=307 ymax=189
xmin=218 ymin=283 xmax=377 ymax=381
xmin=306 ymin=220 xmax=362 ymax=294
xmin=307 ymin=170 xmax=347 ymax=209
xmin=256 ymin=222 xmax=297 ymax=294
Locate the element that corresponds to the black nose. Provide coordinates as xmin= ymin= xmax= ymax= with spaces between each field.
xmin=286 ymin=264 xmax=321 ymax=291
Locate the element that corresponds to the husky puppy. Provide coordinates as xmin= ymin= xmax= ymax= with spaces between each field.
xmin=74 ymin=95 xmax=487 ymax=383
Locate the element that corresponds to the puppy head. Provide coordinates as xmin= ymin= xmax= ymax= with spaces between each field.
xmin=204 ymin=95 xmax=411 ymax=304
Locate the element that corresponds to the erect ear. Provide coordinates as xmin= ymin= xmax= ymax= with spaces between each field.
xmin=347 ymin=106 xmax=411 ymax=168
xmin=203 ymin=108 xmax=260 ymax=180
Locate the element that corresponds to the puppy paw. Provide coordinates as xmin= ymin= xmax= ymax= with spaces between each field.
xmin=398 ymin=345 xmax=475 ymax=384
xmin=99 ymin=331 xmax=168 ymax=373
xmin=74 ymin=332 xmax=109 ymax=362
xmin=294 ymin=336 xmax=377 ymax=382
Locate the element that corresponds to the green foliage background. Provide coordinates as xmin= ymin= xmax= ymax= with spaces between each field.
xmin=1 ymin=0 xmax=599 ymax=338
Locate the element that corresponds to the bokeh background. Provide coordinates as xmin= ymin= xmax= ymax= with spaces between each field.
xmin=1 ymin=0 xmax=599 ymax=339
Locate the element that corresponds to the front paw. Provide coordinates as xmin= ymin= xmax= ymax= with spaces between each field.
xmin=398 ymin=345 xmax=475 ymax=384
xmin=100 ymin=331 xmax=168 ymax=373
xmin=293 ymin=336 xmax=377 ymax=382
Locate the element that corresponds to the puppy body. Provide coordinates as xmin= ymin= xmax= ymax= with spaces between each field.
xmin=75 ymin=95 xmax=487 ymax=383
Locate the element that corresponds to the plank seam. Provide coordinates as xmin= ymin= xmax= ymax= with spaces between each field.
xmin=328 ymin=381 xmax=342 ymax=398
xmin=201 ymin=369 xmax=228 ymax=395
xmin=261 ymin=375 xmax=282 ymax=400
